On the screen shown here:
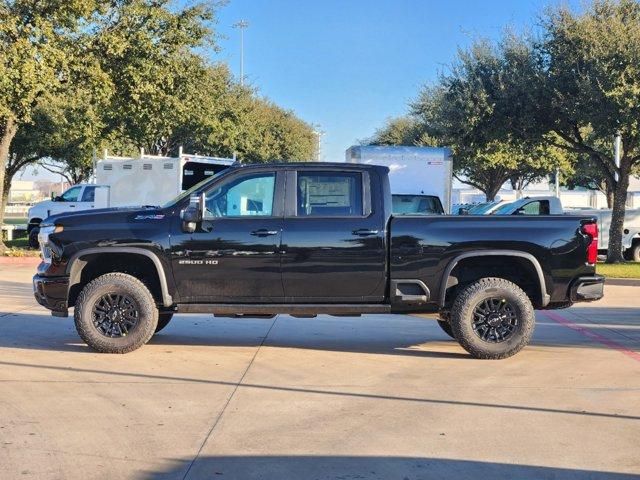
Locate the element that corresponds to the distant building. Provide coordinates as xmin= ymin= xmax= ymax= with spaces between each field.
xmin=8 ymin=180 xmax=44 ymax=204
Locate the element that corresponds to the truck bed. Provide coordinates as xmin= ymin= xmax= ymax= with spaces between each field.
xmin=390 ymin=214 xmax=596 ymax=307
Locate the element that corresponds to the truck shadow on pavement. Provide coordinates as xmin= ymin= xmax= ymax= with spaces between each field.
xmin=141 ymin=455 xmax=639 ymax=480
xmin=0 ymin=309 xmax=638 ymax=358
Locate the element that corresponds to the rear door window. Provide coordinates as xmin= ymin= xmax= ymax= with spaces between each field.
xmin=81 ymin=186 xmax=96 ymax=202
xmin=297 ymin=172 xmax=363 ymax=217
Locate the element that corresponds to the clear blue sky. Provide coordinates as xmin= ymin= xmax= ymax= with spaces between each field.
xmin=212 ymin=0 xmax=578 ymax=162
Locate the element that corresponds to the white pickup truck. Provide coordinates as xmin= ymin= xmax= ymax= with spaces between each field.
xmin=27 ymin=150 xmax=234 ymax=248
xmin=27 ymin=184 xmax=100 ymax=247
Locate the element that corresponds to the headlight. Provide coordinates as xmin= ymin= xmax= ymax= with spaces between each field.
xmin=38 ymin=224 xmax=63 ymax=262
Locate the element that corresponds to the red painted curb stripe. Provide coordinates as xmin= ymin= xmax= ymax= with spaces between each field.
xmin=543 ymin=310 xmax=640 ymax=363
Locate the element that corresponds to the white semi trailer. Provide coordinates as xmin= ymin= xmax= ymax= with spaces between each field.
xmin=345 ymin=145 xmax=453 ymax=214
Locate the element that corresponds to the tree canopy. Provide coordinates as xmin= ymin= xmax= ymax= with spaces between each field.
xmin=0 ymin=0 xmax=316 ymax=252
xmin=369 ymin=0 xmax=640 ymax=262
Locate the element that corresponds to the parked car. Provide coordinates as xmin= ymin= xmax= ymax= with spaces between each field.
xmin=33 ymin=162 xmax=603 ymax=359
xmin=490 ymin=196 xmax=564 ymax=215
xmin=459 ymin=200 xmax=506 ymax=215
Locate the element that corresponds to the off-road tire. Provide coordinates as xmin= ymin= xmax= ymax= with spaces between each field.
xmin=450 ymin=277 xmax=535 ymax=360
xmin=74 ymin=273 xmax=158 ymax=353
xmin=155 ymin=313 xmax=174 ymax=333
xmin=437 ymin=320 xmax=455 ymax=339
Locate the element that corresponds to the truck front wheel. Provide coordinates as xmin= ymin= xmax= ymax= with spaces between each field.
xmin=74 ymin=273 xmax=158 ymax=353
xmin=436 ymin=311 xmax=455 ymax=339
xmin=450 ymin=277 xmax=535 ymax=359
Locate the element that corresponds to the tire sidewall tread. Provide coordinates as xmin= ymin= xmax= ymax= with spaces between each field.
xmin=450 ymin=277 xmax=535 ymax=360
xmin=74 ymin=273 xmax=158 ymax=353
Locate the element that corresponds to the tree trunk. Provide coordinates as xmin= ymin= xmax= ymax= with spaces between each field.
xmin=606 ymin=190 xmax=614 ymax=209
xmin=606 ymin=168 xmax=630 ymax=263
xmin=0 ymin=117 xmax=18 ymax=254
xmin=1 ymin=178 xmax=10 ymax=223
xmin=485 ymin=182 xmax=502 ymax=202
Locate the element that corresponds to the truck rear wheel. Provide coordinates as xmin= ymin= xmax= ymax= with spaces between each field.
xmin=74 ymin=273 xmax=158 ymax=353
xmin=155 ymin=313 xmax=174 ymax=333
xmin=450 ymin=277 xmax=535 ymax=359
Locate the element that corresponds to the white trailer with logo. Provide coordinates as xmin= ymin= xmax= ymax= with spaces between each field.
xmin=345 ymin=145 xmax=453 ymax=214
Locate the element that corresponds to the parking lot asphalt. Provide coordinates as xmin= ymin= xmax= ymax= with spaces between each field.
xmin=0 ymin=263 xmax=638 ymax=480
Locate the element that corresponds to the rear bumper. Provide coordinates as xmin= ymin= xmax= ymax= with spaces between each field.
xmin=570 ymin=275 xmax=605 ymax=302
xmin=33 ymin=274 xmax=69 ymax=316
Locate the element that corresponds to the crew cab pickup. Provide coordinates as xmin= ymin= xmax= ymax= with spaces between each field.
xmin=33 ymin=163 xmax=604 ymax=359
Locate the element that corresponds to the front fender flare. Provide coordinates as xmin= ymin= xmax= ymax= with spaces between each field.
xmin=67 ymin=247 xmax=173 ymax=307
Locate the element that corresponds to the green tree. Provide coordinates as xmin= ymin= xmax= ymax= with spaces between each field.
xmin=532 ymin=0 xmax=640 ymax=261
xmin=467 ymin=1 xmax=640 ymax=261
xmin=367 ymin=116 xmax=434 ymax=146
xmin=0 ymin=0 xmax=102 ymax=252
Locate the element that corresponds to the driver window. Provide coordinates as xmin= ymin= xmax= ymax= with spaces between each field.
xmin=204 ymin=173 xmax=275 ymax=218
xmin=61 ymin=186 xmax=82 ymax=202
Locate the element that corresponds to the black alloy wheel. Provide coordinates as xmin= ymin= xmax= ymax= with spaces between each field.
xmin=92 ymin=293 xmax=140 ymax=338
xmin=471 ymin=297 xmax=518 ymax=343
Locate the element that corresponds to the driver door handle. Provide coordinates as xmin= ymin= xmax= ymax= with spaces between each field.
xmin=352 ymin=228 xmax=379 ymax=236
xmin=250 ymin=229 xmax=279 ymax=237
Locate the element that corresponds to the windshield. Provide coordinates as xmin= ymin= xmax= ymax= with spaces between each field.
xmin=491 ymin=202 xmax=516 ymax=215
xmin=161 ymin=169 xmax=229 ymax=209
xmin=468 ymin=201 xmax=499 ymax=214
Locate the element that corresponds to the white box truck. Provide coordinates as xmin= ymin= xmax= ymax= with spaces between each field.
xmin=94 ymin=149 xmax=234 ymax=208
xmin=345 ymin=145 xmax=453 ymax=214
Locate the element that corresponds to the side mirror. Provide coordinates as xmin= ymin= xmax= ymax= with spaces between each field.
xmin=458 ymin=207 xmax=469 ymax=215
xmin=180 ymin=192 xmax=205 ymax=233
xmin=514 ymin=208 xmax=526 ymax=215
xmin=53 ymin=195 xmax=63 ymax=202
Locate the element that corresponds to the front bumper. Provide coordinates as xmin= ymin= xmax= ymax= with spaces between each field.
xmin=570 ymin=275 xmax=605 ymax=302
xmin=33 ymin=274 xmax=69 ymax=316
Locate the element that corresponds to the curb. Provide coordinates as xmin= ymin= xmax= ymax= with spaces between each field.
xmin=0 ymin=256 xmax=41 ymax=267
xmin=605 ymin=277 xmax=640 ymax=286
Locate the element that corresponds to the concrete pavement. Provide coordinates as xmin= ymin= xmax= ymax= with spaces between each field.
xmin=0 ymin=264 xmax=638 ymax=479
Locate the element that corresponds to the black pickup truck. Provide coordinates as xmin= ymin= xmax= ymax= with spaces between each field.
xmin=33 ymin=162 xmax=604 ymax=359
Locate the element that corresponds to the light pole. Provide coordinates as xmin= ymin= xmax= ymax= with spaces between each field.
xmin=311 ymin=124 xmax=324 ymax=161
xmin=233 ymin=20 xmax=249 ymax=86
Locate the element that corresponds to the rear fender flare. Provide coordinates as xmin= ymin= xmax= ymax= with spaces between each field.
xmin=438 ymin=250 xmax=550 ymax=308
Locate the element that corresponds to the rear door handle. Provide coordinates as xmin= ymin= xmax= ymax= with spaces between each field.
xmin=352 ymin=229 xmax=379 ymax=236
xmin=250 ymin=229 xmax=279 ymax=237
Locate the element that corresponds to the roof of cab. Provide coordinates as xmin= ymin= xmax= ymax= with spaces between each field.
xmin=229 ymin=161 xmax=389 ymax=173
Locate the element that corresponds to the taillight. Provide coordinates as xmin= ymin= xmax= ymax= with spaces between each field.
xmin=582 ymin=222 xmax=598 ymax=265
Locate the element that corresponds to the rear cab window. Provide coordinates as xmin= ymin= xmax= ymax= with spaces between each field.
xmin=392 ymin=194 xmax=443 ymax=215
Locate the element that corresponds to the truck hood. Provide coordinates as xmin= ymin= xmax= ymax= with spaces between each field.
xmin=44 ymin=206 xmax=162 ymax=225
